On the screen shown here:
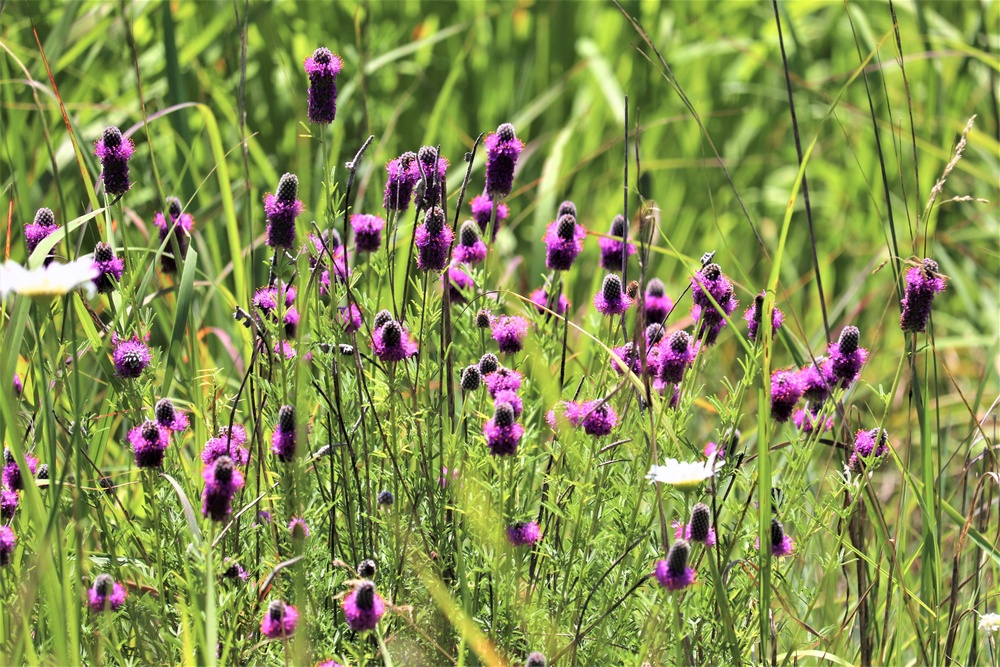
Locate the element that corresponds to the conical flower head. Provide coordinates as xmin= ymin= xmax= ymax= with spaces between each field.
xmin=94 ymin=126 xmax=134 ymax=196
xmin=666 ymin=539 xmax=690 ymax=576
xmin=645 ymin=323 xmax=665 ymax=345
xmin=900 ymin=258 xmax=947 ymax=333
xmin=303 ymin=46 xmax=344 ymax=124
xmin=479 ymin=353 xmax=499 ymax=375
xmin=460 ymin=365 xmax=481 ymax=391
xmin=594 ymin=274 xmax=632 ymax=316
xmin=476 ymin=309 xmax=492 ymax=329
xmin=373 ymin=309 xmax=393 ymax=330
xmin=770 ymin=518 xmax=785 ymax=548
xmin=358 ymin=559 xmax=377 ymax=579
xmin=557 ymin=201 xmax=577 ymax=218
xmin=689 ymin=503 xmax=711 ymax=542
xmin=92 ymin=241 xmax=124 ymax=294
xmin=415 ymin=207 xmax=453 ymax=271
xmin=167 ymin=196 xmax=182 ymax=219
xmin=155 ymin=398 xmax=176 ymax=426
xmin=342 ymin=580 xmax=386 ymax=631
xmin=556 ymin=214 xmax=577 ymax=241
xmin=525 ymin=653 xmax=547 ymax=667
xmin=838 ymin=326 xmax=859 ymax=354
xmin=494 ymin=402 xmax=515 ymax=428
xmin=264 ymin=173 xmax=304 ymax=249
xmin=484 ymin=122 xmax=523 ymax=198
xmin=459 ymin=220 xmax=480 ymax=247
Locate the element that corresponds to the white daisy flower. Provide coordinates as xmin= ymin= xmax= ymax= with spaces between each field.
xmin=980 ymin=612 xmax=1000 ymax=637
xmin=0 ymin=258 xmax=98 ymax=301
xmin=647 ymin=454 xmax=722 ymax=492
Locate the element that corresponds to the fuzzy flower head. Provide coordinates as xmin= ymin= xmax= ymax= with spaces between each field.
xmin=383 ymin=151 xmax=419 ymax=212
xmin=338 ymin=302 xmax=363 ymax=334
xmin=25 ymin=207 xmax=59 ymax=260
xmin=760 ymin=517 xmax=794 ymax=558
xmin=264 ymin=173 xmax=305 ymax=249
xmin=443 ymin=265 xmax=474 ymax=304
xmin=414 ymin=206 xmax=454 ymax=272
xmin=371 ymin=319 xmax=418 ymax=363
xmin=482 ymin=365 xmax=523 ymax=397
xmin=644 ymin=278 xmax=673 ymax=325
xmin=654 ymin=540 xmax=695 ymax=591
xmin=289 ymin=516 xmax=310 ymax=540
xmin=849 ymin=427 xmax=890 ymax=473
xmin=271 ymin=405 xmax=297 ymax=462
xmin=647 ymin=456 xmax=721 ymax=492
xmin=2 ymin=449 xmax=38 ymax=492
xmin=1 ymin=489 xmax=18 ymax=520
xmin=303 ymin=46 xmax=344 ymax=124
xmin=491 ymin=315 xmax=529 ymax=354
xmin=153 ymin=197 xmax=194 ymax=273
xmin=342 ymin=580 xmax=386 ymax=632
xmin=744 ymin=292 xmax=784 ymax=342
xmin=88 ymin=574 xmax=126 ymax=612
xmin=253 ymin=283 xmax=296 ymax=317
xmin=13 ymin=373 xmax=22 ymax=397
xmin=526 ymin=653 xmax=547 ymax=667
xmin=222 ymin=559 xmax=250 ymax=582
xmin=580 ymin=400 xmax=618 ymax=437
xmin=494 ymin=389 xmax=523 ymax=417
xmin=201 ymin=456 xmax=244 ymax=521
xmin=793 ymin=408 xmax=833 ymax=433
xmin=128 ymin=420 xmax=169 ymax=469
xmin=92 ymin=242 xmax=124 ymax=294
xmin=485 ymin=122 xmax=523 ymax=198
xmin=656 ymin=331 xmax=698 ymax=385
xmin=529 ymin=287 xmax=569 ymax=316
xmin=0 ymin=258 xmax=99 ymax=301
xmin=674 ymin=502 xmax=716 ymax=546
xmin=594 ymin=274 xmax=633 ymax=316
xmin=470 ymin=194 xmax=508 ymax=241
xmin=770 ymin=369 xmax=804 ymax=423
xmin=0 ymin=525 xmax=15 ymax=566
xmin=351 ymin=213 xmax=385 ymax=253
xmin=112 ymin=332 xmax=152 ymax=379
xmin=454 ymin=220 xmax=488 ymax=265
xmin=543 ymin=213 xmax=585 ymax=271
xmin=545 ymin=400 xmax=585 ymax=431
xmin=598 ymin=214 xmax=636 ymax=270
xmin=483 ymin=402 xmax=524 ymax=456
xmin=798 ymin=357 xmax=833 ymax=404
xmin=155 ymin=398 xmax=189 ymax=433
xmin=827 ymin=326 xmax=867 ymax=389
xmin=610 ymin=342 xmax=642 ymax=377
xmin=413 ymin=146 xmax=449 ymax=210
xmin=900 ymin=258 xmax=947 ymax=333
xmin=690 ymin=263 xmax=738 ymax=345
xmin=94 ymin=127 xmax=134 ymax=196
xmin=201 ymin=428 xmax=250 ymax=468
xmin=506 ymin=520 xmax=542 ymax=547
xmin=261 ymin=600 xmax=299 ymax=639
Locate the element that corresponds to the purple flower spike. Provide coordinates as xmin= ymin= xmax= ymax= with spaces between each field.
xmin=483 ymin=403 xmax=523 ymax=456
xmin=92 ymin=242 xmax=124 ymax=294
xmin=289 ymin=516 xmax=310 ymax=539
xmin=644 ymin=279 xmax=673 ymax=325
xmin=271 ymin=405 xmax=297 ymax=462
xmin=25 ymin=207 xmax=59 ymax=262
xmin=691 ymin=263 xmax=738 ymax=345
xmin=900 ymin=258 xmax=947 ymax=333
xmin=201 ymin=434 xmax=250 ymax=467
xmin=580 ymin=400 xmax=618 ymax=437
xmin=371 ymin=320 xmax=418 ymax=363
xmin=155 ymin=398 xmax=189 ymax=433
xmin=339 ymin=302 xmax=363 ymax=334
xmin=1 ymin=489 xmax=18 ymax=520
xmin=264 ymin=173 xmax=305 ymax=249
xmin=443 ymin=265 xmax=474 ymax=304
xmin=112 ymin=333 xmax=151 ymax=379
xmin=414 ymin=207 xmax=454 ymax=272
xmin=610 ymin=342 xmax=642 ymax=377
xmin=827 ymin=326 xmax=867 ymax=389
xmin=383 ymin=152 xmax=419 ymax=213
xmin=88 ymin=574 xmax=126 ymax=612
xmin=598 ymin=215 xmax=636 ymax=270
xmin=342 ymin=580 xmax=386 ymax=632
xmin=674 ymin=503 xmax=716 ymax=546
xmin=128 ymin=420 xmax=170 ymax=469
xmin=744 ymin=292 xmax=784 ymax=342
xmin=201 ymin=455 xmax=244 ymax=521
xmin=793 ymin=408 xmax=833 ymax=433
xmin=413 ymin=146 xmax=449 ymax=210
xmin=491 ymin=315 xmax=529 ymax=354
xmin=2 ymin=450 xmax=38 ymax=491
xmin=485 ymin=123 xmax=523 ymax=198
xmin=0 ymin=525 xmax=14 ymax=566
xmin=470 ymin=194 xmax=508 ymax=241
xmin=798 ymin=357 xmax=833 ymax=404
xmin=849 ymin=427 xmax=890 ymax=472
xmin=303 ymin=47 xmax=344 ymax=124
xmin=493 ymin=389 xmax=522 ymax=417
xmin=506 ymin=520 xmax=542 ymax=546
xmin=261 ymin=600 xmax=299 ymax=639
xmin=543 ymin=213 xmax=585 ymax=271
xmin=656 ymin=331 xmax=698 ymax=385
xmin=482 ymin=366 xmax=523 ymax=397
xmin=154 ymin=197 xmax=194 ymax=273
xmin=351 ymin=213 xmax=385 ymax=253
xmin=770 ymin=369 xmax=804 ymax=423
xmin=758 ymin=517 xmax=794 ymax=558
xmin=594 ymin=274 xmax=632 ymax=316
xmin=94 ymin=127 xmax=134 ymax=196
xmin=454 ymin=220 xmax=488 ymax=265
xmin=654 ymin=540 xmax=696 ymax=591
xmin=529 ymin=287 xmax=569 ymax=316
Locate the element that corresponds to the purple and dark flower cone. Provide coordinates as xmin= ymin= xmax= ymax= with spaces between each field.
xmin=303 ymin=47 xmax=344 ymax=124
xmin=484 ymin=123 xmax=523 ymax=198
xmin=261 ymin=600 xmax=299 ymax=639
xmin=580 ymin=400 xmax=618 ymax=437
xmin=543 ymin=213 xmax=585 ymax=271
xmin=849 ymin=427 xmax=890 ymax=472
xmin=265 ymin=173 xmax=305 ymax=249
xmin=594 ymin=274 xmax=632 ymax=316
xmin=94 ymin=127 xmax=134 ymax=196
xmin=342 ymin=580 xmax=386 ymax=632
xmin=154 ymin=197 xmax=194 ymax=273
xmin=900 ymin=258 xmax=947 ymax=333
xmin=470 ymin=194 xmax=508 ymax=241
xmin=88 ymin=574 xmax=126 ymax=611
xmin=491 ymin=315 xmax=529 ymax=354
xmin=351 ymin=213 xmax=385 ymax=253
xmin=827 ymin=326 xmax=867 ymax=389
xmin=2 ymin=450 xmax=38 ymax=492
xmin=655 ymin=331 xmax=698 ymax=385
xmin=415 ymin=206 xmax=454 ymax=272
xmin=598 ymin=215 xmax=636 ymax=270
xmin=673 ymin=503 xmax=717 ymax=546
xmin=25 ymin=207 xmax=59 ymax=263
xmin=371 ymin=320 xmax=418 ymax=362
xmin=272 ymin=405 xmax=297 ymax=462
xmin=744 ymin=292 xmax=784 ymax=342
xmin=339 ymin=302 xmax=363 ymax=334
xmin=482 ymin=366 xmax=522 ymax=397
xmin=506 ymin=520 xmax=542 ymax=546
xmin=454 ymin=220 xmax=488 ymax=265
xmin=413 ymin=146 xmax=449 ymax=210
xmin=201 ymin=456 xmax=244 ymax=521
xmin=770 ymin=369 xmax=804 ymax=423
xmin=383 ymin=152 xmax=419 ymax=212
xmin=644 ymin=278 xmax=673 ymax=325
xmin=654 ymin=540 xmax=696 ymax=591
xmin=756 ymin=517 xmax=794 ymax=557
xmin=483 ymin=403 xmax=523 ymax=456
xmin=92 ymin=242 xmax=124 ymax=293
xmin=128 ymin=420 xmax=170 ymax=468
xmin=112 ymin=333 xmax=152 ymax=379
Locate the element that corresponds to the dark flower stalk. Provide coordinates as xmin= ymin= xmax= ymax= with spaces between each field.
xmin=92 ymin=242 xmax=124 ymax=294
xmin=303 ymin=47 xmax=344 ymax=124
xmin=899 ymin=258 xmax=946 ymax=333
xmin=25 ymin=207 xmax=59 ymax=264
xmin=264 ymin=173 xmax=304 ymax=249
xmin=484 ymin=122 xmax=523 ymax=198
xmin=154 ymin=197 xmax=194 ymax=274
xmin=94 ymin=127 xmax=134 ymax=197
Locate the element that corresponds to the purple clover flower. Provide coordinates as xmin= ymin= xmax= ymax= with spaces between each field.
xmin=454 ymin=220 xmax=487 ymax=265
xmin=112 ymin=333 xmax=152 ymax=379
xmin=900 ymin=258 xmax=946 ymax=333
xmin=849 ymin=427 xmax=890 ymax=473
xmin=644 ymin=279 xmax=673 ymax=325
xmin=201 ymin=456 xmax=244 ymax=521
xmin=371 ymin=320 xmax=418 ymax=362
xmin=350 ymin=213 xmax=385 ymax=253
xmin=413 ymin=146 xmax=449 ymax=210
xmin=594 ymin=274 xmax=632 ymax=316
xmin=483 ymin=402 xmax=523 ymax=456
xmin=1 ymin=489 xmax=18 ymax=520
xmin=482 ymin=366 xmax=523 ymax=397
xmin=201 ymin=433 xmax=250 ymax=467
xmin=414 ymin=206 xmax=454 ymax=272
xmin=128 ymin=420 xmax=170 ymax=468
xmin=545 ymin=400 xmax=585 ymax=430
xmin=155 ymin=398 xmax=189 ymax=433
xmin=88 ymin=574 xmax=126 ymax=612
xmin=506 ymin=520 xmax=542 ymax=546
xmin=756 ymin=517 xmax=794 ymax=558
xmin=443 ymin=265 xmax=474 ymax=304
xmin=2 ymin=450 xmax=38 ymax=491
xmin=484 ymin=123 xmax=523 ymax=198
xmin=770 ymin=369 xmax=804 ymax=423
xmin=672 ymin=504 xmax=716 ymax=546
xmin=798 ymin=356 xmax=833 ymax=404
xmin=470 ymin=194 xmax=508 ymax=241
xmin=25 ymin=207 xmax=58 ymax=262
xmin=264 ymin=173 xmax=305 ymax=249
xmin=92 ymin=242 xmax=124 ymax=294
xmin=303 ymin=47 xmax=344 ymax=124
xmin=272 ymin=405 xmax=297 ymax=462
xmin=543 ymin=213 xmax=585 ymax=271
xmin=744 ymin=292 xmax=784 ymax=342
xmin=94 ymin=127 xmax=134 ymax=196
xmin=383 ymin=152 xmax=418 ymax=212
xmin=827 ymin=326 xmax=867 ymax=389
xmin=338 ymin=302 xmax=363 ymax=334
xmin=529 ymin=287 xmax=569 ymax=316
xmin=580 ymin=400 xmax=618 ymax=437
xmin=598 ymin=215 xmax=636 ymax=270
xmin=793 ymin=408 xmax=833 ymax=433
xmin=342 ymin=581 xmax=386 ymax=632
xmin=610 ymin=342 xmax=642 ymax=377
xmin=654 ymin=540 xmax=695 ymax=591
xmin=491 ymin=315 xmax=529 ymax=354
xmin=493 ymin=389 xmax=523 ymax=417
xmin=252 ymin=283 xmax=296 ymax=316
xmin=261 ymin=600 xmax=299 ymax=639
xmin=655 ymin=331 xmax=697 ymax=385
xmin=153 ymin=197 xmax=194 ymax=273
xmin=691 ymin=263 xmax=738 ymax=345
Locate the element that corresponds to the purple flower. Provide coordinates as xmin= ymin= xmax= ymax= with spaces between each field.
xmin=443 ymin=265 xmax=474 ymax=304
xmin=222 ymin=559 xmax=250 ymax=582
xmin=153 ymin=197 xmax=194 ymax=273
xmin=454 ymin=221 xmax=487 ymax=265
xmin=580 ymin=400 xmax=618 ymax=437
xmin=691 ymin=263 xmax=738 ymax=345
xmin=413 ymin=146 xmax=449 ymax=210
xmin=2 ymin=449 xmax=38 ymax=492
xmin=484 ymin=123 xmax=523 ymax=198
xmin=610 ymin=342 xmax=642 ymax=377
xmin=128 ymin=420 xmax=170 ymax=468
xmin=545 ymin=401 xmax=585 ymax=430
xmin=526 ymin=653 xmax=547 ymax=667
xmin=756 ymin=518 xmax=794 ymax=558
xmin=744 ymin=292 xmax=784 ymax=342
xmin=264 ymin=173 xmax=305 ymax=249
xmin=900 ymin=259 xmax=946 ymax=333
xmin=673 ymin=503 xmax=716 ymax=546
xmin=338 ymin=303 xmax=363 ymax=334
xmin=13 ymin=373 xmax=22 ymax=396
xmin=598 ymin=215 xmax=636 ymax=270
xmin=704 ymin=441 xmax=724 ymax=460
xmin=827 ymin=326 xmax=867 ymax=389
xmin=543 ymin=213 xmax=585 ymax=271
xmin=493 ymin=389 xmax=523 ymax=417
xmin=308 ymin=231 xmax=351 ymax=293
xmin=201 ymin=435 xmax=250 ymax=467
xmin=470 ymin=194 xmax=508 ymax=241
xmin=155 ymin=398 xmax=189 ymax=433
xmin=655 ymin=331 xmax=698 ymax=385
xmin=351 ymin=213 xmax=385 ymax=253
xmin=371 ymin=320 xmax=418 ymax=363
xmin=342 ymin=581 xmax=386 ymax=632
xmin=644 ymin=278 xmax=673 ymax=325
xmin=252 ymin=283 xmax=296 ymax=316
xmin=25 ymin=207 xmax=58 ymax=262
xmin=594 ymin=274 xmax=632 ymax=316
xmin=201 ymin=456 xmax=244 ymax=521
xmin=483 ymin=403 xmax=524 ymax=456
xmin=482 ymin=366 xmax=523 ymax=397
xmin=383 ymin=152 xmax=419 ymax=212
xmin=1 ymin=490 xmax=18 ymax=520
xmin=112 ymin=333 xmax=152 ymax=379
xmin=506 ymin=520 xmax=542 ymax=546
xmin=793 ymin=408 xmax=833 ymax=433
xmin=478 ymin=352 xmax=499 ymax=375
xmin=92 ymin=242 xmax=124 ymax=293
xmin=770 ymin=369 xmax=804 ymax=423
xmin=849 ymin=427 xmax=889 ymax=472
xmin=289 ymin=516 xmax=310 ymax=539
xmin=415 ymin=206 xmax=454 ymax=272
xmin=94 ymin=127 xmax=134 ymax=196
xmin=271 ymin=405 xmax=297 ymax=462
xmin=798 ymin=357 xmax=833 ymax=404
xmin=318 ymin=662 xmax=345 ymax=667
xmin=303 ymin=47 xmax=344 ymax=124
xmin=261 ymin=600 xmax=299 ymax=639
xmin=529 ymin=287 xmax=569 ymax=316
xmin=88 ymin=574 xmax=126 ymax=612
xmin=491 ymin=315 xmax=529 ymax=354
xmin=653 ymin=540 xmax=695 ymax=591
